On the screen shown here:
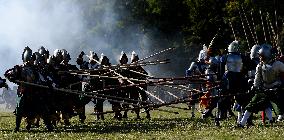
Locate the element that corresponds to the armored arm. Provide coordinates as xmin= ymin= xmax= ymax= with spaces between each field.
xmin=253 ymin=63 xmax=262 ymax=88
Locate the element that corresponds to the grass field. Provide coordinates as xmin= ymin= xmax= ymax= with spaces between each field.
xmin=0 ymin=105 xmax=284 ymax=140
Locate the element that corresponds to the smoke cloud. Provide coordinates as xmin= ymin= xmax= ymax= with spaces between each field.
xmin=0 ymin=0 xmax=189 ymax=87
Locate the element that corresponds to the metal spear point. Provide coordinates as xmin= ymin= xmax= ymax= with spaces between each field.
xmin=136 ymin=47 xmax=175 ymax=63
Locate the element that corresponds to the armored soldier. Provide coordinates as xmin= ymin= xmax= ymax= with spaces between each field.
xmin=218 ymin=41 xmax=248 ymax=122
xmin=77 ymin=51 xmax=102 ymax=121
xmin=57 ymin=49 xmax=83 ymax=125
xmin=129 ymin=51 xmax=150 ymax=119
xmin=5 ymin=46 xmax=53 ymax=132
xmin=0 ymin=77 xmax=8 ymax=89
xmin=186 ymin=62 xmax=202 ymax=118
xmin=116 ymin=51 xmax=140 ymax=119
xmin=238 ymin=44 xmax=284 ymax=127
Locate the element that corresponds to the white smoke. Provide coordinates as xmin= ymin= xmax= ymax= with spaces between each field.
xmin=0 ymin=0 xmax=181 ymax=86
xmin=0 ymin=0 xmax=85 ymax=75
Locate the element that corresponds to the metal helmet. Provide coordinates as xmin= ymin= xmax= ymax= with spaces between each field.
xmin=38 ymin=46 xmax=49 ymax=58
xmin=53 ymin=49 xmax=63 ymax=64
xmin=119 ymin=51 xmax=128 ymax=64
xmin=250 ymin=44 xmax=261 ymax=60
xmin=88 ymin=51 xmax=99 ymax=63
xmin=258 ymin=44 xmax=272 ymax=62
xmin=61 ymin=49 xmax=71 ymax=63
xmin=54 ymin=49 xmax=61 ymax=57
xmin=131 ymin=51 xmax=139 ymax=63
xmin=228 ymin=40 xmax=240 ymax=53
xmin=22 ymin=46 xmax=34 ymax=63
xmin=100 ymin=53 xmax=110 ymax=66
xmin=34 ymin=52 xmax=44 ymax=65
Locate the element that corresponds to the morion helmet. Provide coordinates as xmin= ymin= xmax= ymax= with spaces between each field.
xmin=131 ymin=51 xmax=139 ymax=63
xmin=119 ymin=51 xmax=128 ymax=64
xmin=258 ymin=44 xmax=272 ymax=62
xmin=88 ymin=51 xmax=99 ymax=63
xmin=61 ymin=49 xmax=71 ymax=63
xmin=250 ymin=44 xmax=261 ymax=60
xmin=228 ymin=40 xmax=240 ymax=53
xmin=22 ymin=46 xmax=34 ymax=63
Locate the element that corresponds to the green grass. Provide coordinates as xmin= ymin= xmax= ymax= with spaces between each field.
xmin=0 ymin=105 xmax=284 ymax=140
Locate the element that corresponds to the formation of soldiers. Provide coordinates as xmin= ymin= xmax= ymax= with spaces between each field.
xmin=186 ymin=40 xmax=284 ymax=128
xmin=0 ymin=37 xmax=284 ymax=132
xmin=3 ymin=46 xmax=152 ymax=132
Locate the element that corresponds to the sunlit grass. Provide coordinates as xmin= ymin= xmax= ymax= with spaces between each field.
xmin=0 ymin=104 xmax=283 ymax=139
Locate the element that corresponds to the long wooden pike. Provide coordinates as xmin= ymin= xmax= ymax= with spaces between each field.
xmin=15 ymin=80 xmax=146 ymax=106
xmin=238 ymin=7 xmax=251 ymax=48
xmin=265 ymin=12 xmax=273 ymax=45
xmin=266 ymin=12 xmax=277 ymax=47
xmin=155 ymin=85 xmax=180 ymax=99
xmin=92 ymin=85 xmax=223 ymax=115
xmin=92 ymin=58 xmax=166 ymax=103
xmin=228 ymin=18 xmax=237 ymax=40
xmin=259 ymin=9 xmax=268 ymax=43
xmin=136 ymin=47 xmax=175 ymax=63
xmin=241 ymin=5 xmax=257 ymax=45
xmin=59 ymin=59 xmax=170 ymax=74
xmin=208 ymin=28 xmax=220 ymax=48
xmin=251 ymin=10 xmax=259 ymax=44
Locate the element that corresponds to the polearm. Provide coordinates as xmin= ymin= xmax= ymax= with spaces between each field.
xmin=92 ymin=57 xmax=166 ymax=103
xmin=154 ymin=85 xmax=180 ymax=99
xmin=259 ymin=10 xmax=268 ymax=43
xmin=228 ymin=18 xmax=237 ymax=40
xmin=241 ymin=5 xmax=257 ymax=45
xmin=59 ymin=59 xmax=170 ymax=74
xmin=15 ymin=80 xmax=150 ymax=107
xmin=265 ymin=12 xmax=273 ymax=45
xmin=266 ymin=12 xmax=277 ymax=48
xmin=208 ymin=28 xmax=220 ymax=48
xmin=92 ymin=85 xmax=227 ymax=116
xmin=275 ymin=10 xmax=279 ymax=46
xmin=112 ymin=69 xmax=165 ymax=103
xmin=250 ymin=10 xmax=259 ymax=44
xmin=238 ymin=7 xmax=251 ymax=48
xmin=135 ymin=47 xmax=175 ymax=63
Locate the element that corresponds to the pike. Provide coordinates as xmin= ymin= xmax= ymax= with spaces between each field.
xmin=208 ymin=28 xmax=220 ymax=48
xmin=136 ymin=47 xmax=175 ymax=63
xmin=92 ymin=57 xmax=166 ymax=103
xmin=92 ymin=85 xmax=223 ymax=115
xmin=112 ymin=70 xmax=165 ymax=103
xmin=59 ymin=59 xmax=170 ymax=74
xmin=250 ymin=10 xmax=259 ymax=44
xmin=238 ymin=7 xmax=251 ymax=48
xmin=140 ymin=108 xmax=179 ymax=114
xmin=275 ymin=10 xmax=279 ymax=46
xmin=69 ymin=72 xmax=148 ymax=83
xmin=228 ymin=18 xmax=237 ymax=40
xmin=15 ymin=80 xmax=148 ymax=107
xmin=155 ymin=86 xmax=180 ymax=99
xmin=266 ymin=12 xmax=277 ymax=47
xmin=265 ymin=12 xmax=273 ymax=45
xmin=241 ymin=5 xmax=257 ymax=45
xmin=259 ymin=10 xmax=268 ymax=43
